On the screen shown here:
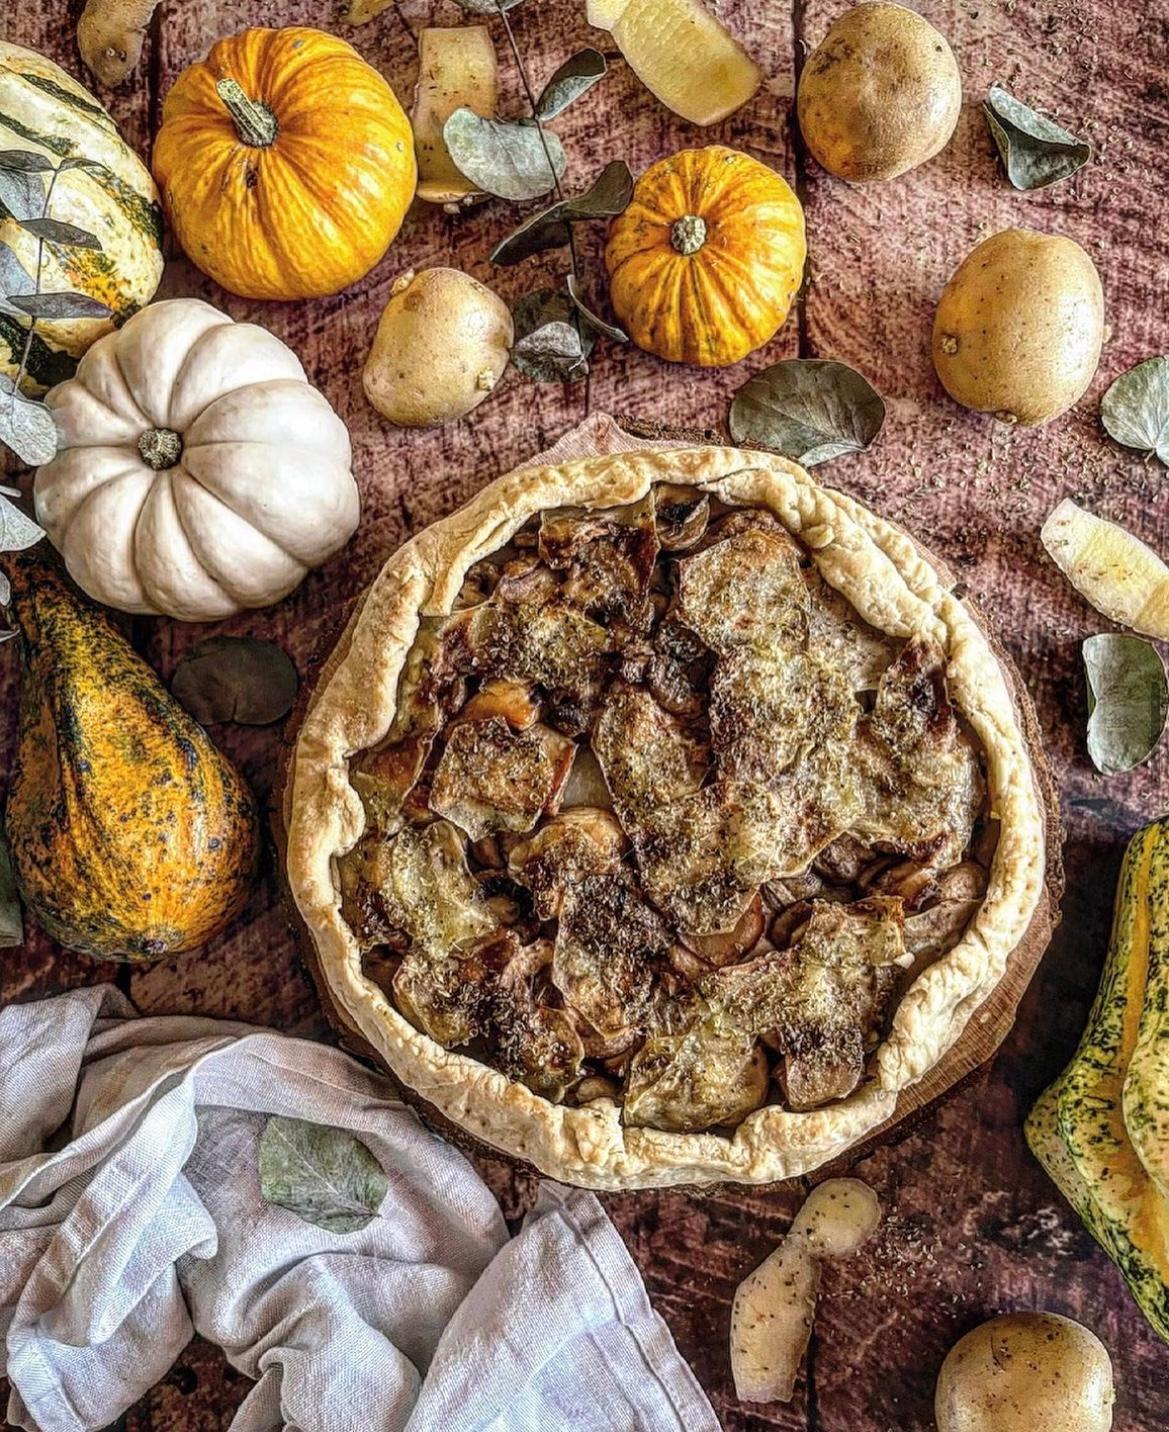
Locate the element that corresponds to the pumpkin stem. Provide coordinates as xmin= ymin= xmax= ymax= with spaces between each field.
xmin=216 ymin=77 xmax=279 ymax=148
xmin=670 ymin=214 xmax=708 ymax=256
xmin=138 ymin=428 xmax=183 ymax=471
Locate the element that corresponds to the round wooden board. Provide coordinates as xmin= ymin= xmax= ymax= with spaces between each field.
xmin=275 ymin=416 xmax=1065 ymax=1191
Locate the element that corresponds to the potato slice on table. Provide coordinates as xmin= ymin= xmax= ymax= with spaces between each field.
xmin=790 ymin=1177 xmax=882 ymax=1259
xmin=1042 ymin=499 xmax=1169 ymax=640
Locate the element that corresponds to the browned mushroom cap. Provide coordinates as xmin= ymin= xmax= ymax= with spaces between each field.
xmin=624 ymin=1024 xmax=768 ymax=1132
xmin=430 ymin=717 xmax=574 ymax=841
xmin=853 ymin=635 xmax=985 ymax=869
xmin=552 ymin=873 xmax=670 ymax=1037
xmin=460 ymin=678 xmax=540 ymax=730
xmin=653 ymin=485 xmax=710 ymax=552
xmin=508 ymin=807 xmax=627 ymax=921
xmin=539 ymin=498 xmax=660 ymax=631
xmin=675 ymin=527 xmax=809 ymax=653
xmin=592 ymin=682 xmax=707 ymax=829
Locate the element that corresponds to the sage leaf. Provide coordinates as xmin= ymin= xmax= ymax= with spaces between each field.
xmin=171 ymin=636 xmax=299 ymax=726
xmin=444 ymin=110 xmax=566 ymax=202
xmin=17 ymin=216 xmax=102 ymax=249
xmin=0 ymin=490 xmax=46 ymax=551
xmin=0 ymin=168 xmax=46 ymax=222
xmin=729 ymin=359 xmax=886 ymax=467
xmin=1100 ymin=357 xmax=1169 ymax=467
xmin=984 ymin=85 xmax=1090 ymax=191
xmin=7 ymin=291 xmax=113 ymax=320
xmin=0 ymin=833 xmax=21 ymax=949
xmin=536 ymin=49 xmax=607 ymax=120
xmin=0 ymin=151 xmax=56 ymax=173
xmin=491 ymin=160 xmax=632 ymax=266
xmin=451 ymin=0 xmax=526 ymax=12
xmin=1083 ymin=633 xmax=1168 ymax=775
xmin=0 ymin=378 xmax=58 ymax=466
xmin=566 ymin=273 xmax=627 ymax=343
xmin=258 ymin=1115 xmax=388 ymax=1235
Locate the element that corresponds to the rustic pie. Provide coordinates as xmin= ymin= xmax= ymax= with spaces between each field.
xmin=286 ymin=447 xmax=1047 ymax=1189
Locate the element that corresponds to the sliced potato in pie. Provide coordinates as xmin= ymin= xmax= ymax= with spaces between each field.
xmin=288 ymin=444 xmax=1049 ymax=1190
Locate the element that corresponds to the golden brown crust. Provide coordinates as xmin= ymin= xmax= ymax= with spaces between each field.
xmin=285 ymin=444 xmax=1046 ymax=1190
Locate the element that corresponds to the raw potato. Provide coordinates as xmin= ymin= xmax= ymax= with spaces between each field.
xmin=363 ymin=268 xmax=513 ymax=429
xmin=730 ymin=1178 xmax=882 ymax=1402
xmin=797 ymin=2 xmax=961 ymax=182
xmin=790 ymin=1177 xmax=882 ymax=1258
xmin=77 ymin=0 xmax=158 ymax=86
xmin=730 ymin=1232 xmax=820 ymax=1403
xmin=587 ymin=0 xmax=632 ymax=27
xmin=935 ymin=1312 xmax=1115 ymax=1432
xmin=412 ymin=27 xmax=498 ymax=206
xmin=1041 ymin=499 xmax=1169 ymax=639
xmin=932 ymin=228 xmax=1104 ymax=426
xmin=612 ymin=0 xmax=763 ymax=127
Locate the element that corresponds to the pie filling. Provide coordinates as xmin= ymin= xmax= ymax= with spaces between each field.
xmin=337 ymin=489 xmax=991 ymax=1134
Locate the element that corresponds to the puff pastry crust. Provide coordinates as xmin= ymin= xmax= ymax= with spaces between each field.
xmin=286 ymin=446 xmax=1046 ymax=1189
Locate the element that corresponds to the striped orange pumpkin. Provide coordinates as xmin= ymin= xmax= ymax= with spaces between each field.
xmin=605 ymin=146 xmax=806 ymax=368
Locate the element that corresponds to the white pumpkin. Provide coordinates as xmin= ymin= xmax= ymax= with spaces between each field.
xmin=34 ymin=298 xmax=360 ymax=621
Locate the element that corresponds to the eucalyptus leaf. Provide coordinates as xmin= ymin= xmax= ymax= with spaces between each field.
xmin=0 ymin=151 xmax=56 ymax=173
xmin=1083 ymin=633 xmax=1168 ymax=775
xmin=451 ymin=0 xmax=526 ymax=12
xmin=444 ymin=110 xmax=566 ymax=202
xmin=729 ymin=359 xmax=886 ymax=467
xmin=0 ymin=833 xmax=22 ymax=949
xmin=171 ymin=636 xmax=299 ymax=726
xmin=536 ymin=49 xmax=607 ymax=120
xmin=984 ymin=85 xmax=1090 ymax=191
xmin=490 ymin=160 xmax=632 ymax=266
xmin=0 ymin=168 xmax=46 ymax=222
xmin=17 ymin=216 xmax=102 ymax=249
xmin=7 ymin=291 xmax=113 ymax=320
xmin=257 ymin=1115 xmax=388 ymax=1234
xmin=0 ymin=572 xmax=9 ymax=605
xmin=1100 ymin=356 xmax=1169 ymax=466
xmin=0 ymin=491 xmax=46 ymax=551
xmin=565 ymin=273 xmax=627 ymax=343
xmin=0 ymin=379 xmax=58 ymax=466
xmin=512 ymin=289 xmax=594 ymax=383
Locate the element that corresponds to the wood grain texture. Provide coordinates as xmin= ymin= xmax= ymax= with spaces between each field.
xmin=1 ymin=0 xmax=1168 ymax=1427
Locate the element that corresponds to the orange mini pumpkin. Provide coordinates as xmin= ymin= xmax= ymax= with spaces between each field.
xmin=153 ymin=27 xmax=416 ymax=302
xmin=605 ymin=146 xmax=806 ymax=368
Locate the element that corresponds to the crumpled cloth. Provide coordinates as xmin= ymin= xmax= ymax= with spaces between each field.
xmin=0 ymin=987 xmax=718 ymax=1432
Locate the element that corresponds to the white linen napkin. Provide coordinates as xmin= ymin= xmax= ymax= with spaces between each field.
xmin=0 ymin=986 xmax=718 ymax=1432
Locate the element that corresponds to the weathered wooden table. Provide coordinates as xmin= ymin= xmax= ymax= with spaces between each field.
xmin=3 ymin=0 xmax=1168 ymax=1427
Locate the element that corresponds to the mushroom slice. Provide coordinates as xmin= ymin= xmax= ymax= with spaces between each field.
xmin=902 ymin=897 xmax=981 ymax=973
xmin=707 ymin=898 xmax=907 ymax=1109
xmin=675 ymin=528 xmax=809 ymax=652
xmin=624 ymin=1021 xmax=768 ymax=1132
xmin=430 ymin=717 xmax=574 ymax=840
xmin=508 ymin=807 xmax=627 ymax=920
xmin=682 ymin=893 xmax=765 ymax=967
xmin=854 ymin=635 xmax=985 ymax=868
xmin=593 ymin=683 xmax=708 ymax=828
xmin=804 ymin=570 xmax=894 ymax=692
xmin=459 ymin=678 xmax=540 ymax=729
xmin=539 ymin=497 xmax=660 ymax=630
xmin=552 ymin=873 xmax=670 ymax=1037
xmin=654 ymin=484 xmax=710 ymax=551
xmin=710 ymin=640 xmax=858 ymax=782
xmin=467 ymin=599 xmax=611 ymax=724
xmin=731 ymin=1230 xmax=820 ymax=1404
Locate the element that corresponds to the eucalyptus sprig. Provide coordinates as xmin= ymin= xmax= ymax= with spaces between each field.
xmin=448 ymin=0 xmax=631 ymax=382
xmin=0 ymin=149 xmax=113 ymax=466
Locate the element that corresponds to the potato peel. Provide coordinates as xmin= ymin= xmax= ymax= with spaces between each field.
xmin=730 ymin=1178 xmax=883 ymax=1403
xmin=1042 ymin=498 xmax=1169 ymax=640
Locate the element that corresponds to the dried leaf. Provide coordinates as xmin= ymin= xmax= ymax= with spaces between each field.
xmin=0 ymin=378 xmax=58 ymax=467
xmin=6 ymin=291 xmax=113 ymax=320
xmin=17 ymin=216 xmax=102 ymax=249
xmin=0 ymin=168 xmax=46 ymax=222
xmin=512 ymin=289 xmax=594 ymax=383
xmin=0 ymin=491 xmax=46 ymax=551
xmin=257 ymin=1115 xmax=388 ymax=1234
xmin=984 ymin=85 xmax=1090 ymax=191
xmin=565 ymin=273 xmax=627 ymax=343
xmin=536 ymin=49 xmax=607 ymax=120
xmin=1100 ymin=357 xmax=1169 ymax=467
xmin=490 ymin=159 xmax=632 ymax=265
xmin=451 ymin=0 xmax=526 ymax=11
xmin=443 ymin=109 xmax=566 ymax=201
xmin=171 ymin=637 xmax=299 ymax=726
xmin=729 ymin=359 xmax=886 ymax=467
xmin=0 ymin=151 xmax=56 ymax=173
xmin=0 ymin=832 xmax=22 ymax=948
xmin=1083 ymin=633 xmax=1168 ymax=775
